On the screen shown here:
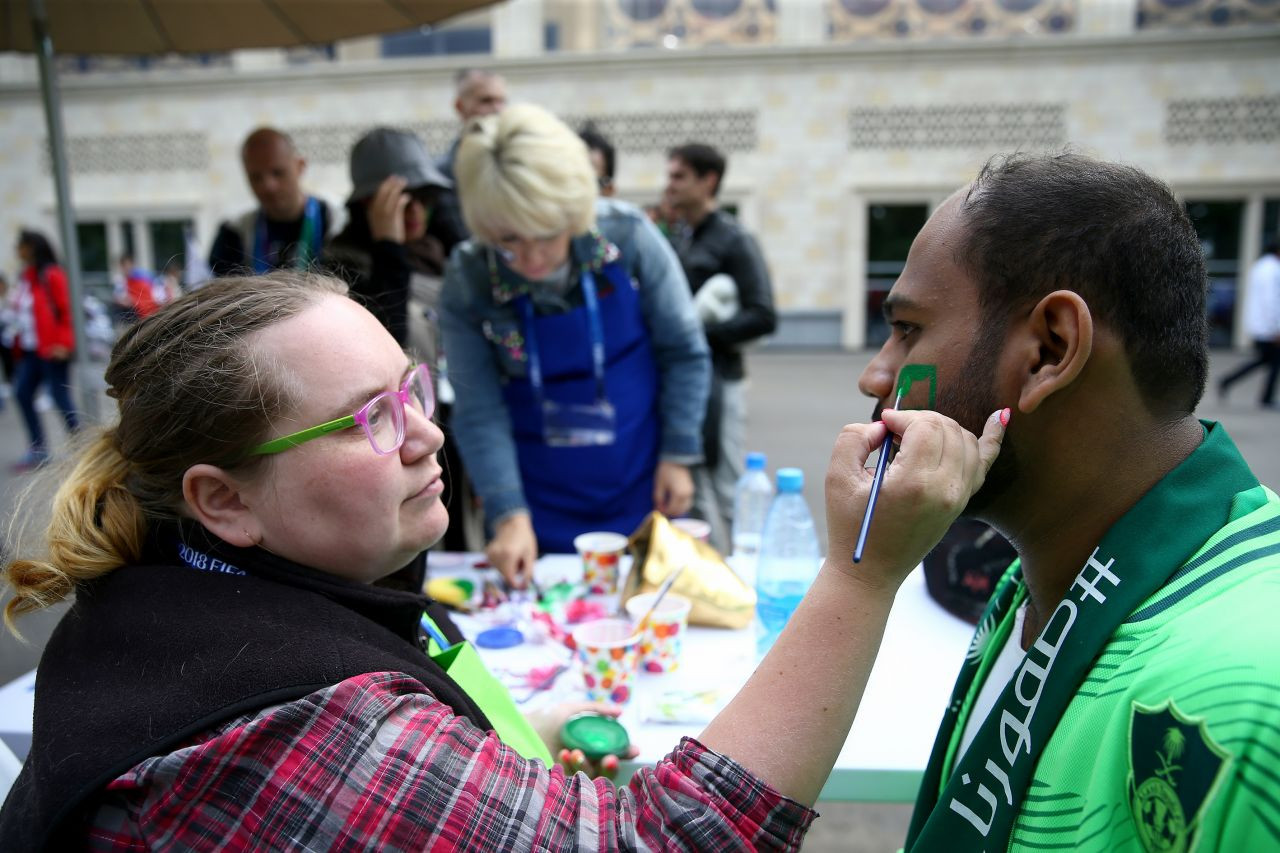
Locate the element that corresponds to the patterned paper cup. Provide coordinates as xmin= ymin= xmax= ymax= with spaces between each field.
xmin=624 ymin=592 xmax=692 ymax=674
xmin=572 ymin=618 xmax=641 ymax=704
xmin=573 ymin=531 xmax=629 ymax=595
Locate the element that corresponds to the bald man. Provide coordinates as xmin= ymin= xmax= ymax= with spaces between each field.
xmin=432 ymin=69 xmax=508 ymax=256
xmin=208 ymin=127 xmax=335 ymax=277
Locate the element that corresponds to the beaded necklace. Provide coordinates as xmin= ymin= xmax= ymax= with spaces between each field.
xmin=486 ymin=227 xmax=620 ymax=305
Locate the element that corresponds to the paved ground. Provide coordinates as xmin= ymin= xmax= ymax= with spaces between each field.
xmin=1 ymin=348 xmax=1276 ymax=850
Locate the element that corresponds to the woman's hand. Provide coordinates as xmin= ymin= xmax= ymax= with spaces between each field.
xmin=486 ymin=512 xmax=538 ymax=589
xmin=367 ymin=175 xmax=410 ymax=243
xmin=46 ymin=345 xmax=71 ymax=361
xmin=825 ymin=408 xmax=1008 ymax=592
xmin=653 ymin=461 xmax=693 ymax=517
xmin=526 ymin=701 xmax=640 ymax=778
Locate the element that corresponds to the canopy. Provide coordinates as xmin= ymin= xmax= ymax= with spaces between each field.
xmin=0 ymin=0 xmax=494 ymax=54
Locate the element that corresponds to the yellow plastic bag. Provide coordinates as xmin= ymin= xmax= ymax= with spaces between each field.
xmin=623 ymin=512 xmax=756 ymax=629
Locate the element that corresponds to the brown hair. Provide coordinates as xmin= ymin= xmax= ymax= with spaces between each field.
xmin=3 ymin=271 xmax=348 ymax=634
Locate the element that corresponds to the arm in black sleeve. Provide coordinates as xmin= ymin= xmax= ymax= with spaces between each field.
xmin=429 ymin=191 xmax=470 ymax=258
xmin=358 ymin=240 xmax=413 ymax=345
xmin=703 ymin=230 xmax=777 ymax=350
xmin=207 ymin=224 xmax=245 ymax=278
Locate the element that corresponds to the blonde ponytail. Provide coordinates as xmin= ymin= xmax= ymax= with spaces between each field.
xmin=4 ymin=429 xmax=145 ymax=635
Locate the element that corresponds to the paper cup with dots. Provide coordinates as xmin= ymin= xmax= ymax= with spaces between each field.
xmin=572 ymin=618 xmax=641 ymax=704
xmin=573 ymin=531 xmax=628 ymax=595
xmin=624 ymin=592 xmax=692 ymax=674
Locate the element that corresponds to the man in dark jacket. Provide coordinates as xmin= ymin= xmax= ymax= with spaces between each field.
xmin=665 ymin=143 xmax=777 ymax=551
xmin=433 ymin=69 xmax=508 ymax=258
xmin=208 ymin=128 xmax=334 ymax=276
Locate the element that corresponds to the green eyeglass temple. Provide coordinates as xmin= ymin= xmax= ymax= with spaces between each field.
xmin=249 ymin=416 xmax=357 ymax=456
xmin=248 ymin=364 xmax=431 ymax=457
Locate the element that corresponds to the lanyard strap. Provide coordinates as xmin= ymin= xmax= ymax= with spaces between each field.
xmin=253 ymin=196 xmax=321 ymax=274
xmin=906 ymin=421 xmax=1258 ymax=851
xmin=518 ymin=269 xmax=608 ymax=403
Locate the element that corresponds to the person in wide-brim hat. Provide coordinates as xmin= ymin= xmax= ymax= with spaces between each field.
xmin=321 ymin=127 xmax=452 ymax=347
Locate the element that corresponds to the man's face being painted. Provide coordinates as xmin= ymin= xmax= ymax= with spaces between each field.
xmin=857 ymin=193 xmax=1017 ymax=516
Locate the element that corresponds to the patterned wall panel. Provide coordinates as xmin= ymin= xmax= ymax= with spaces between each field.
xmin=56 ymin=53 xmax=233 ymax=75
xmin=285 ymin=111 xmax=757 ymax=165
xmin=287 ymin=120 xmax=459 ymax=164
xmin=1165 ymin=95 xmax=1280 ymax=144
xmin=1137 ymin=0 xmax=1280 ymax=30
xmin=849 ymin=103 xmax=1066 ymax=148
xmin=603 ymin=0 xmax=778 ymax=49
xmin=564 ymin=110 xmax=757 ymax=152
xmin=49 ymin=110 xmax=756 ymax=180
xmin=829 ymin=0 xmax=1077 ymax=40
xmin=43 ymin=132 xmax=210 ymax=174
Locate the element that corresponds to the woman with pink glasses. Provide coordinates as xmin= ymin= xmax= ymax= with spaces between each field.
xmin=0 ymin=272 xmax=1004 ymax=851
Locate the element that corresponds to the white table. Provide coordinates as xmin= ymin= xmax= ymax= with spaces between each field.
xmin=0 ymin=554 xmax=974 ymax=803
xmin=433 ymin=552 xmax=974 ymax=802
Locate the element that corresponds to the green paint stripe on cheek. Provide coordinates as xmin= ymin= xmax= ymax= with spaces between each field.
xmin=896 ymin=363 xmax=938 ymax=410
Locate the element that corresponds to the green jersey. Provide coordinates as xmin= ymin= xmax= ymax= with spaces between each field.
xmin=908 ymin=422 xmax=1280 ymax=852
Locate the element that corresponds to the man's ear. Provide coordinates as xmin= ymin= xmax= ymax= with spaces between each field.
xmin=182 ymin=463 xmax=261 ymax=548
xmin=705 ymin=172 xmax=721 ymax=198
xmin=1017 ymin=290 xmax=1093 ymax=414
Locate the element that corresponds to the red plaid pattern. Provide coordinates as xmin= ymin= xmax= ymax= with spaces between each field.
xmin=85 ymin=672 xmax=815 ymax=851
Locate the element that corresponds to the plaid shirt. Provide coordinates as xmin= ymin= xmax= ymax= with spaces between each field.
xmin=85 ymin=672 xmax=815 ymax=851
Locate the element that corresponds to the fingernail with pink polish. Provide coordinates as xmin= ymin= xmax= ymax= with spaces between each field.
xmin=999 ymin=408 xmax=1011 ymax=427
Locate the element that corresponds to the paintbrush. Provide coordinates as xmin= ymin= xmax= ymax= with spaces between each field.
xmin=629 ymin=564 xmax=686 ymax=639
xmin=853 ymin=391 xmax=903 ymax=564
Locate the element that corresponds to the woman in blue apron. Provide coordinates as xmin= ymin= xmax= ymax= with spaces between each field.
xmin=440 ymin=104 xmax=712 ymax=586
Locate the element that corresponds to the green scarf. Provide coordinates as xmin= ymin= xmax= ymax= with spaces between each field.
xmin=906 ymin=421 xmax=1258 ymax=850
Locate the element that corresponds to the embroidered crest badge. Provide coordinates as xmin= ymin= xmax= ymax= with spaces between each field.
xmin=1127 ymin=700 xmax=1230 ymax=853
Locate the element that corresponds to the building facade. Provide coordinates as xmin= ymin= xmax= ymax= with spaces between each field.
xmin=0 ymin=0 xmax=1277 ymax=348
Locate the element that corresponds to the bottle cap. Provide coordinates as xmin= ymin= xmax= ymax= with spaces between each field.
xmin=476 ymin=626 xmax=524 ymax=649
xmin=745 ymin=452 xmax=767 ymax=470
xmin=776 ymin=467 xmax=804 ymax=492
xmin=561 ymin=713 xmax=631 ymax=761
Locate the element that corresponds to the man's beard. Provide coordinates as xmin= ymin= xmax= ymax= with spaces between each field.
xmin=939 ymin=327 xmax=1017 ymax=517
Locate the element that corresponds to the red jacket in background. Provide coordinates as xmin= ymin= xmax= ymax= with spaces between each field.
xmin=22 ymin=264 xmax=75 ymax=359
xmin=123 ymin=272 xmax=159 ymax=319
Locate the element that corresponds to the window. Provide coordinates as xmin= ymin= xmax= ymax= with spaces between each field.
xmin=381 ymin=27 xmax=493 ymax=56
xmin=76 ymin=222 xmax=111 ymax=297
xmin=865 ymin=203 xmax=929 ymax=347
xmin=1264 ymin=199 xmax=1280 ymax=247
xmin=149 ymin=220 xmax=189 ymax=274
xmin=74 ymin=213 xmax=195 ymax=301
xmin=1183 ymin=200 xmax=1244 ymax=348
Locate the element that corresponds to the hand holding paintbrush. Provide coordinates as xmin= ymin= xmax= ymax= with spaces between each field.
xmin=854 ymin=365 xmax=936 ymax=563
xmin=849 ymin=365 xmax=1007 ymax=568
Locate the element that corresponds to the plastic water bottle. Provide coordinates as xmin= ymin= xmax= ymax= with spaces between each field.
xmin=731 ymin=452 xmax=774 ymax=586
xmin=755 ymin=467 xmax=821 ymax=657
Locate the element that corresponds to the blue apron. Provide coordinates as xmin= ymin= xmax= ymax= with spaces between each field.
xmin=502 ymin=261 xmax=660 ymax=553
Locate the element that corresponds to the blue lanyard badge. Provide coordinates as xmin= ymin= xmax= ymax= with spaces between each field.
xmin=520 ymin=270 xmax=617 ymax=447
xmin=253 ymin=196 xmax=321 ymax=274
